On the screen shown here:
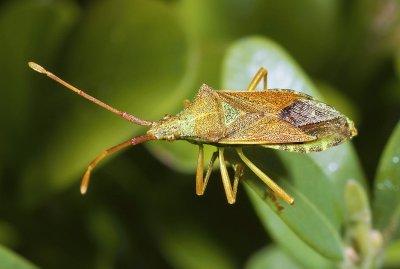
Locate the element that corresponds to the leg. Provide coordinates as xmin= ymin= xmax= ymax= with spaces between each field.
xmin=218 ymin=148 xmax=238 ymax=204
xmin=196 ymin=145 xmax=218 ymax=195
xmin=267 ymin=189 xmax=284 ymax=212
xmin=246 ymin=67 xmax=268 ymax=92
xmin=236 ymin=148 xmax=294 ymax=205
xmin=80 ymin=135 xmax=156 ymax=194
xmin=232 ymin=163 xmax=244 ymax=198
xmin=195 ymin=145 xmax=204 ymax=195
xmin=183 ymin=99 xmax=191 ymax=108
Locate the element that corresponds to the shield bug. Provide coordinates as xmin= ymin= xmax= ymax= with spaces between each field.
xmin=28 ymin=62 xmax=357 ymax=206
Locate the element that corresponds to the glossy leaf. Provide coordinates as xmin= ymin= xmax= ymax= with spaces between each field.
xmin=373 ymin=121 xmax=400 ymax=243
xmin=222 ymin=36 xmax=365 ymax=260
xmin=0 ymin=245 xmax=38 ymax=269
xmin=246 ymin=183 xmax=335 ymax=268
xmin=245 ymin=177 xmax=341 ymax=263
xmin=344 ymin=180 xmax=382 ymax=268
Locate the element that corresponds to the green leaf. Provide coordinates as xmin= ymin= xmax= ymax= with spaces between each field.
xmin=246 ymin=181 xmax=335 ymax=268
xmin=344 ymin=180 xmax=382 ymax=268
xmin=245 ymin=245 xmax=303 ymax=269
xmin=222 ymin=36 xmax=365 ymax=260
xmin=373 ymin=121 xmax=400 ymax=243
xmin=245 ymin=177 xmax=341 ymax=263
xmin=223 ymin=37 xmax=366 ymax=214
xmin=0 ymin=245 xmax=39 ymax=269
xmin=277 ymin=153 xmax=340 ymax=229
xmin=344 ymin=180 xmax=372 ymax=241
xmin=21 ymin=0 xmax=195 ymax=206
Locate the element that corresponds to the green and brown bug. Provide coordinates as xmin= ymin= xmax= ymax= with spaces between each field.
xmin=28 ymin=62 xmax=357 ymax=206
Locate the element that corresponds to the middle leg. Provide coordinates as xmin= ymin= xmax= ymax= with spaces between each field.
xmin=218 ymin=147 xmax=240 ymax=204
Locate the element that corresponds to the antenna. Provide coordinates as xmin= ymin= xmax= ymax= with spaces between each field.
xmin=80 ymin=135 xmax=156 ymax=194
xmin=28 ymin=62 xmax=155 ymax=126
xmin=29 ymin=62 xmax=159 ymax=194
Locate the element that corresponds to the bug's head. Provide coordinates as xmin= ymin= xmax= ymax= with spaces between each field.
xmin=343 ymin=117 xmax=358 ymax=139
xmin=147 ymin=114 xmax=184 ymax=140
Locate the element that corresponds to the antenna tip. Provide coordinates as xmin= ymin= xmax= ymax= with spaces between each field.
xmin=80 ymin=171 xmax=91 ymax=195
xmin=28 ymin=62 xmax=46 ymax=74
xmin=80 ymin=185 xmax=87 ymax=195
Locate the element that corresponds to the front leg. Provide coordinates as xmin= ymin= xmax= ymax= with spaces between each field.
xmin=196 ymin=145 xmax=218 ymax=196
xmin=196 ymin=146 xmax=243 ymax=204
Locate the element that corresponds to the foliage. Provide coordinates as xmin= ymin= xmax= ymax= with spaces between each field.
xmin=0 ymin=0 xmax=399 ymax=268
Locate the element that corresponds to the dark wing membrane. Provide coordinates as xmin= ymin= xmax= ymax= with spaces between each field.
xmin=218 ymin=113 xmax=316 ymax=145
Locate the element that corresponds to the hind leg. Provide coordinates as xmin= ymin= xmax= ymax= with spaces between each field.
xmin=246 ymin=67 xmax=268 ymax=91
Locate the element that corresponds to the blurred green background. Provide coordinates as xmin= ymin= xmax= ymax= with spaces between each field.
xmin=1 ymin=0 xmax=400 ymax=268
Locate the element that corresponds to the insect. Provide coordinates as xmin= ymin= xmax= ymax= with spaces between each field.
xmin=28 ymin=62 xmax=357 ymax=206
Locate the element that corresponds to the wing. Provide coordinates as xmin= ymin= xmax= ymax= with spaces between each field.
xmin=216 ymin=90 xmax=317 ymax=144
xmin=216 ymin=89 xmax=313 ymax=114
xmin=218 ymin=113 xmax=316 ymax=144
